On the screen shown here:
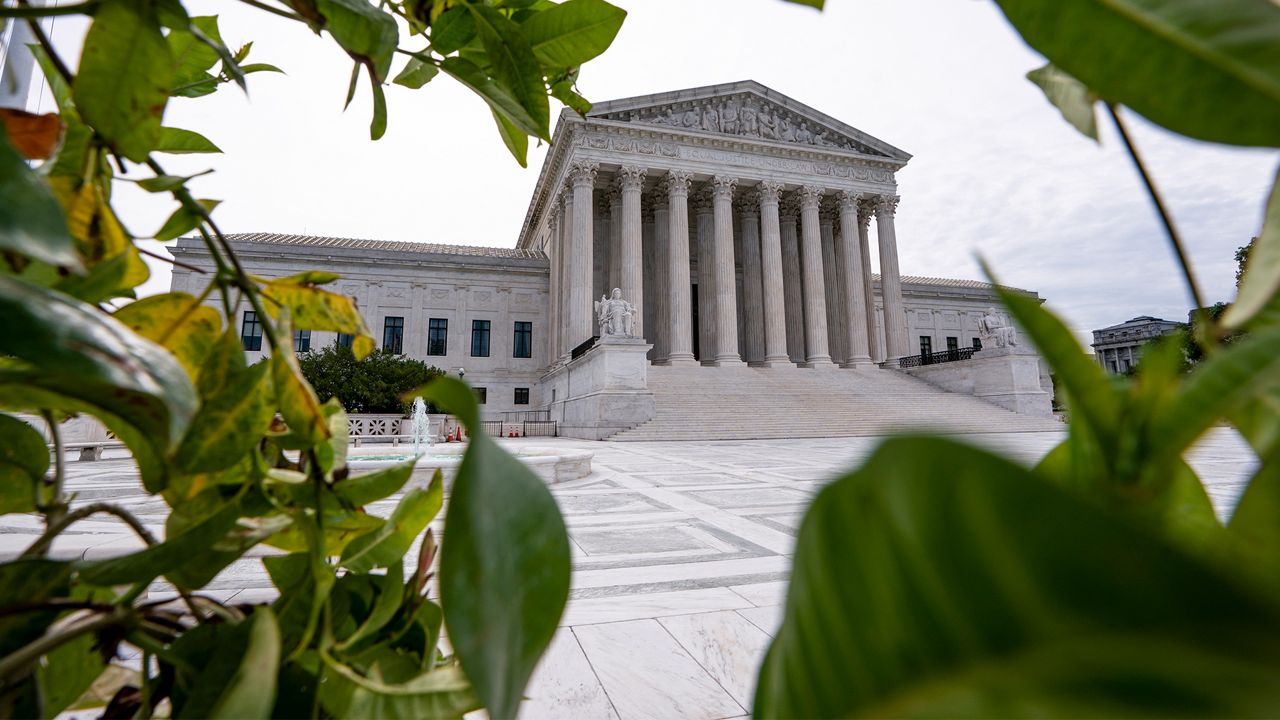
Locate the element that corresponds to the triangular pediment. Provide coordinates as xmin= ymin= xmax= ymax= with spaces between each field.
xmin=586 ymin=80 xmax=910 ymax=162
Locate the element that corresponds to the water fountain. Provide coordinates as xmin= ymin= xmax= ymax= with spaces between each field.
xmin=410 ymin=396 xmax=431 ymax=456
xmin=345 ymin=401 xmax=592 ymax=486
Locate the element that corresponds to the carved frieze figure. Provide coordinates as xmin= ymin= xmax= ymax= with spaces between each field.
xmin=794 ymin=121 xmax=814 ymax=144
xmin=595 ymin=288 xmax=636 ymax=337
xmin=720 ymin=99 xmax=740 ymax=134
xmin=779 ymin=116 xmax=795 ymax=142
xmin=979 ymin=307 xmax=1018 ymax=348
xmin=740 ymin=99 xmax=760 ymax=136
xmin=700 ymin=105 xmax=719 ymax=132
xmin=680 ymin=106 xmax=699 ymax=127
xmin=758 ymin=108 xmax=779 ymax=139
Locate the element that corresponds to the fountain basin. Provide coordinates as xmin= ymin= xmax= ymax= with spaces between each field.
xmin=346 ymin=442 xmax=592 ymax=486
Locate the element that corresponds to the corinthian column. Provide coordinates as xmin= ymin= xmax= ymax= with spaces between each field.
xmin=568 ymin=161 xmax=597 ymax=350
xmin=780 ymin=199 xmax=805 ymax=364
xmin=757 ymin=181 xmax=792 ymax=367
xmin=838 ymin=191 xmax=872 ymax=366
xmin=857 ymin=198 xmax=882 ymax=363
xmin=548 ymin=208 xmax=561 ymax=361
xmin=799 ymin=185 xmax=834 ymax=368
xmin=710 ymin=176 xmax=743 ymax=366
xmin=618 ymin=165 xmax=646 ymax=339
xmin=876 ymin=194 xmax=909 ymax=363
xmin=608 ymin=187 xmax=623 ymax=293
xmin=819 ymin=207 xmax=846 ymax=364
xmin=664 ymin=170 xmax=697 ymax=365
xmin=559 ymin=189 xmax=574 ymax=361
xmin=652 ymin=192 xmax=671 ymax=362
xmin=694 ymin=189 xmax=716 ymax=364
xmin=738 ymin=194 xmax=764 ymax=365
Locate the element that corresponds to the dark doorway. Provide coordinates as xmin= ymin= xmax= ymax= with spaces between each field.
xmin=691 ymin=283 xmax=700 ymax=360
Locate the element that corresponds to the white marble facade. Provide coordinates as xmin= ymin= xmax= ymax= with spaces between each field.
xmin=168 ymin=81 xmax=1041 ymax=416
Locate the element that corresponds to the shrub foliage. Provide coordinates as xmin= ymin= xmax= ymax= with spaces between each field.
xmin=300 ymin=345 xmax=445 ymax=415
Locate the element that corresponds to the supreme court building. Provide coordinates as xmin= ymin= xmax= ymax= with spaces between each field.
xmin=171 ymin=81 xmax=1047 ymax=429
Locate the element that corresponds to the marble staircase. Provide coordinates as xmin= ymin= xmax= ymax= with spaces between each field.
xmin=607 ymin=365 xmax=1062 ymax=441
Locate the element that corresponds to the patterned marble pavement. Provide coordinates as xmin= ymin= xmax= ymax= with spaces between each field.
xmin=3 ymin=428 xmax=1259 ymax=720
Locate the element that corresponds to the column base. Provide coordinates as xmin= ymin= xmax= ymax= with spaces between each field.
xmin=802 ymin=357 xmax=837 ymax=369
xmin=840 ymin=356 xmax=875 ymax=369
xmin=713 ymin=356 xmax=747 ymax=367
xmin=666 ymin=354 xmax=699 ymax=367
xmin=761 ymin=356 xmax=798 ymax=368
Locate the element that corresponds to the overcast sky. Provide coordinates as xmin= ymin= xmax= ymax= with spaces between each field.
xmin=36 ymin=0 xmax=1278 ymax=342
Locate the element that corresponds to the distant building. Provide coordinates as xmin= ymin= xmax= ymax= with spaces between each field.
xmin=1091 ymin=316 xmax=1183 ymax=373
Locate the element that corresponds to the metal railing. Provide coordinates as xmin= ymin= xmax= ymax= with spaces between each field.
xmin=522 ymin=420 xmax=558 ymax=437
xmin=501 ymin=410 xmax=551 ymax=422
xmin=898 ymin=347 xmax=977 ymax=368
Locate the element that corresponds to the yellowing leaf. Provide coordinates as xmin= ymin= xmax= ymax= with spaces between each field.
xmin=262 ymin=279 xmax=375 ymax=360
xmin=113 ymin=292 xmax=222 ymax=382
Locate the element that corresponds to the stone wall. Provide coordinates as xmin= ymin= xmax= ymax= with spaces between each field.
xmin=902 ymin=345 xmax=1053 ymax=417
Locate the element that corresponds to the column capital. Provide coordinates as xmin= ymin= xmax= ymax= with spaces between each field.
xmin=780 ymin=193 xmax=802 ymax=219
xmin=756 ymin=180 xmax=783 ymax=205
xmin=606 ymin=186 xmax=622 ymax=208
xmin=837 ymin=189 xmax=863 ymax=210
xmin=799 ymin=184 xmax=825 ymax=209
xmin=737 ymin=195 xmax=760 ymax=216
xmin=874 ymin=194 xmax=900 ymax=218
xmin=712 ymin=175 xmax=738 ymax=198
xmin=618 ymin=165 xmax=647 ymax=192
xmin=568 ymin=160 xmax=598 ymax=188
xmin=857 ymin=197 xmax=876 ymax=228
xmin=665 ymin=169 xmax=693 ymax=197
xmin=691 ymin=187 xmax=715 ymax=214
xmin=649 ymin=187 xmax=671 ymax=210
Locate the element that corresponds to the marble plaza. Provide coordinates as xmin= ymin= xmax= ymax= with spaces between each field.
xmin=9 ymin=428 xmax=1257 ymax=720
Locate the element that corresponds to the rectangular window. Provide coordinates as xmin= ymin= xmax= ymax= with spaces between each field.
xmin=972 ymin=337 xmax=983 ymax=351
xmin=293 ymin=329 xmax=311 ymax=353
xmin=946 ymin=336 xmax=959 ymax=353
xmin=919 ymin=336 xmax=932 ymax=356
xmin=475 ymin=387 xmax=487 ymax=404
xmin=336 ymin=333 xmax=354 ymax=349
xmin=513 ymin=321 xmax=532 ymax=359
xmin=471 ymin=319 xmax=491 ymax=357
xmin=514 ymin=387 xmax=530 ymax=405
xmin=241 ymin=310 xmax=262 ymax=351
xmin=383 ymin=316 xmax=404 ymax=354
xmin=428 ymin=318 xmax=448 ymax=356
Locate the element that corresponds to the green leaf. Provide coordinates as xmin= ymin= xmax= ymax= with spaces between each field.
xmin=467 ymin=4 xmax=550 ymax=141
xmin=73 ymin=0 xmax=173 ymax=162
xmin=429 ymin=7 xmax=476 ymax=54
xmin=1155 ymin=326 xmax=1280 ymax=456
xmin=369 ymin=69 xmax=388 ymax=140
xmin=0 ymin=414 xmax=48 ymax=515
xmin=993 ymin=0 xmax=1280 ymax=148
xmin=320 ymin=657 xmax=479 ymax=719
xmin=985 ymin=264 xmax=1121 ymax=464
xmin=334 ymin=459 xmax=416 ymax=507
xmin=76 ymin=490 xmax=244 ymax=586
xmin=316 ymin=0 xmax=398 ymax=82
xmin=241 ymin=62 xmax=285 ymax=75
xmin=428 ymin=376 xmax=571 ymax=720
xmin=1225 ymin=168 xmax=1280 ymax=328
xmin=754 ymin=436 xmax=1280 ymax=718
xmin=336 ymin=563 xmax=404 ymax=651
xmin=439 ymin=56 xmax=543 ymax=139
xmin=168 ymin=16 xmax=223 ymax=92
xmin=154 ymin=199 xmax=220 ymax=241
xmin=273 ymin=312 xmax=331 ymax=446
xmin=113 ymin=291 xmax=222 ymax=382
xmin=0 ymin=559 xmax=72 ymax=657
xmin=520 ymin=0 xmax=626 ymax=70
xmin=0 ymin=276 xmax=197 ymax=457
xmin=175 ymin=361 xmax=275 ymax=473
xmin=392 ymin=57 xmax=439 ymax=89
xmin=550 ymin=78 xmax=591 ymax=114
xmin=1026 ymin=63 xmax=1099 ymax=141
xmin=38 ymin=633 xmax=106 ymax=720
xmin=172 ymin=608 xmax=281 ymax=719
xmin=199 ymin=329 xmax=249 ymax=399
xmin=155 ymin=126 xmax=222 ymax=154
xmin=135 ymin=169 xmax=213 ymax=193
xmin=0 ymin=123 xmax=82 ymax=270
xmin=261 ymin=277 xmax=376 ymax=359
xmin=341 ymin=475 xmax=442 ymax=573
xmin=316 ymin=398 xmax=349 ymax=476
xmin=1228 ymin=448 xmax=1280 ymax=597
xmin=490 ymin=107 xmax=529 ymax=167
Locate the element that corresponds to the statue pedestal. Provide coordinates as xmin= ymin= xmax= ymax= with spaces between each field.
xmin=543 ymin=336 xmax=656 ymax=440
xmin=901 ymin=344 xmax=1052 ymax=417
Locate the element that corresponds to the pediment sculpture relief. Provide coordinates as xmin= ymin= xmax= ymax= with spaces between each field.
xmin=597 ymin=94 xmax=880 ymax=155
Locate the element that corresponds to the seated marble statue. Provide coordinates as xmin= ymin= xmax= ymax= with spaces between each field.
xmin=979 ymin=307 xmax=1018 ymax=348
xmin=595 ymin=288 xmax=636 ymax=337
